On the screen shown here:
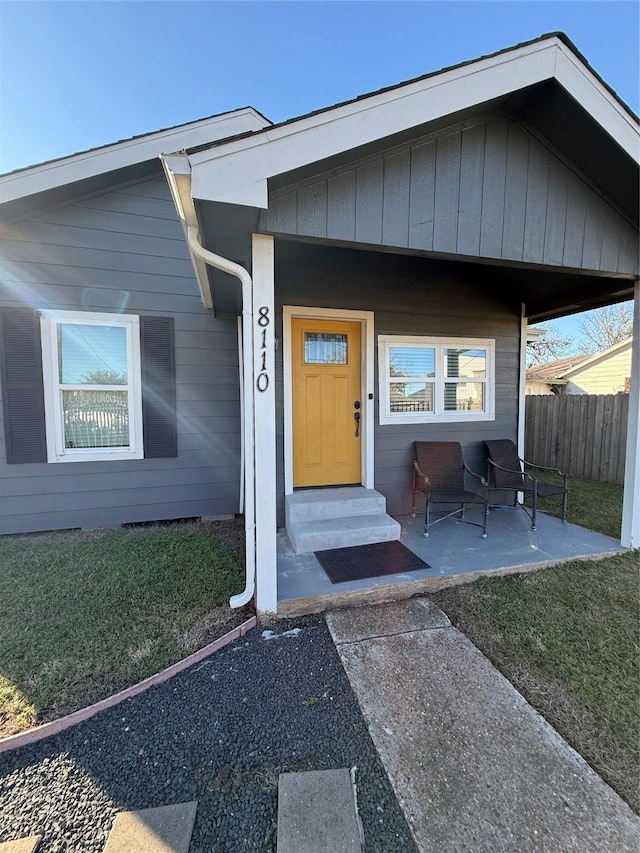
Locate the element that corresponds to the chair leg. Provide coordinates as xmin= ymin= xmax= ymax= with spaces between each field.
xmin=531 ymin=483 xmax=538 ymax=531
xmin=481 ymin=500 xmax=488 ymax=539
xmin=424 ymin=497 xmax=430 ymax=538
xmin=562 ymin=488 xmax=568 ymax=523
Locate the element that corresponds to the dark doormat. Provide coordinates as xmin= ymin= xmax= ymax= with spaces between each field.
xmin=314 ymin=540 xmax=430 ymax=584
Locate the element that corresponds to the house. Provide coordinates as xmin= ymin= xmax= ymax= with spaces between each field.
xmin=1 ymin=33 xmax=638 ymax=616
xmin=526 ymin=338 xmax=633 ymax=394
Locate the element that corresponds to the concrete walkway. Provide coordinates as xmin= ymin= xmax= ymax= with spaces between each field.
xmin=326 ymin=598 xmax=640 ymax=853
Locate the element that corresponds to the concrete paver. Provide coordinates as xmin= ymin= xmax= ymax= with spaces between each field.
xmin=103 ymin=801 xmax=197 ymax=853
xmin=327 ymin=600 xmax=640 ymax=853
xmin=0 ymin=838 xmax=41 ymax=853
xmin=277 ymin=769 xmax=362 ymax=853
xmin=327 ymin=597 xmax=449 ymax=644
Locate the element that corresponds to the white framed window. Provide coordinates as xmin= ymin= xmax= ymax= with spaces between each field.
xmin=378 ymin=335 xmax=495 ymax=424
xmin=40 ymin=310 xmax=144 ymax=462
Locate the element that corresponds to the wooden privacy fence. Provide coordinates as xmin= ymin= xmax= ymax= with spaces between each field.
xmin=525 ymin=394 xmax=629 ymax=485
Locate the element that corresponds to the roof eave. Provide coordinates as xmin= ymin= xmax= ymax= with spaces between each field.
xmin=562 ymin=336 xmax=633 ymax=377
xmin=186 ymin=35 xmax=639 ymax=210
xmin=0 ymin=108 xmax=271 ymax=207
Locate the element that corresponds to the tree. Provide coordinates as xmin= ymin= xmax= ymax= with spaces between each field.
xmin=577 ymin=302 xmax=633 ymax=354
xmin=81 ymin=369 xmax=127 ymax=385
xmin=526 ymin=323 xmax=574 ymax=367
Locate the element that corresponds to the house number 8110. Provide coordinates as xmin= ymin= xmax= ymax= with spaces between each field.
xmin=256 ymin=306 xmax=270 ymax=392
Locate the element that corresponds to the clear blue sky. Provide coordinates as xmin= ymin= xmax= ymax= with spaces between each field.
xmin=1 ymin=0 xmax=638 ymax=344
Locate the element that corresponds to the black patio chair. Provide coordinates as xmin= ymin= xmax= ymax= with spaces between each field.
xmin=412 ymin=441 xmax=489 ymax=538
xmin=483 ymin=439 xmax=568 ymax=531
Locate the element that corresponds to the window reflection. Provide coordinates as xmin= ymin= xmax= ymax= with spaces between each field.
xmin=304 ymin=333 xmax=348 ymax=364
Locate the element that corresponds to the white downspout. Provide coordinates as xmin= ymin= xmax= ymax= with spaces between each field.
xmin=237 ymin=315 xmax=245 ymax=515
xmin=186 ymin=226 xmax=256 ymax=608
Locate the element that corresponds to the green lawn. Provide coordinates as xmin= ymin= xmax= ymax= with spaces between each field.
xmin=526 ymin=471 xmax=625 ymax=539
xmin=0 ymin=522 xmax=248 ymax=737
xmin=433 ymin=478 xmax=640 ymax=812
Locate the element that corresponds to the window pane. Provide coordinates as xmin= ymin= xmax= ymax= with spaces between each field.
xmin=444 ymin=382 xmax=485 ymax=412
xmin=390 ymin=382 xmax=434 ymax=413
xmin=444 ymin=348 xmax=486 ymax=379
xmin=62 ymin=390 xmax=129 ymax=448
xmin=389 ymin=347 xmax=435 ymax=378
xmin=304 ymin=333 xmax=348 ymax=364
xmin=58 ymin=324 xmax=128 ymax=385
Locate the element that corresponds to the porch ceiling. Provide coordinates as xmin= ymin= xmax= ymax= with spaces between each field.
xmin=194 ymin=214 xmax=636 ymax=324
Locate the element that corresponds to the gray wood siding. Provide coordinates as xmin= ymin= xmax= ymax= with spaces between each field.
xmin=0 ymin=176 xmax=241 ymax=534
xmin=262 ymin=117 xmax=638 ymax=276
xmin=273 ymin=243 xmax=521 ymax=521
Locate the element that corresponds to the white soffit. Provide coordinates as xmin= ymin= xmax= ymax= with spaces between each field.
xmin=189 ymin=37 xmax=639 ymax=209
xmin=1 ymin=108 xmax=271 ymax=204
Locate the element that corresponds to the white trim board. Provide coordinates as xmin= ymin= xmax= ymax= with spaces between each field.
xmin=189 ymin=36 xmax=639 ymax=209
xmin=1 ymin=109 xmax=271 ymax=204
xmin=282 ymin=306 xmax=375 ymax=495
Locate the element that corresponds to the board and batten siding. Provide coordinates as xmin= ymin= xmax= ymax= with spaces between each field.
xmin=0 ymin=175 xmax=241 ymax=534
xmin=261 ymin=116 xmax=638 ymax=277
xmin=273 ymin=243 xmax=520 ymax=521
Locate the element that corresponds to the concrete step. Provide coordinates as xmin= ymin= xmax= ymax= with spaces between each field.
xmin=288 ymin=513 xmax=401 ymax=554
xmin=286 ymin=488 xmax=386 ymax=525
xmin=277 ymin=768 xmax=363 ymax=853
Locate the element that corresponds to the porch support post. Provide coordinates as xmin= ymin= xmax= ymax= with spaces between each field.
xmin=621 ymin=281 xmax=640 ymax=549
xmin=517 ymin=304 xmax=527 ymax=502
xmin=252 ymin=233 xmax=278 ymax=614
xmin=517 ymin=305 xmax=527 ymax=458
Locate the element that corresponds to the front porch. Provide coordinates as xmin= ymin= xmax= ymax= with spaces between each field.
xmin=276 ymin=505 xmax=625 ymax=616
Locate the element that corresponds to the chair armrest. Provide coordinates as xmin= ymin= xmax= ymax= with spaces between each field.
xmin=463 ymin=462 xmax=489 ymax=488
xmin=486 ymin=458 xmax=536 ymax=483
xmin=413 ymin=460 xmax=431 ymax=487
xmin=521 ymin=458 xmax=568 ymax=478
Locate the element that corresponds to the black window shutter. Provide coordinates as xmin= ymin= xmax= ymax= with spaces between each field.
xmin=140 ymin=316 xmax=177 ymax=458
xmin=0 ymin=308 xmax=48 ymax=464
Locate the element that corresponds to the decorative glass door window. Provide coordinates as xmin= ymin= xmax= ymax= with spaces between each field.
xmin=40 ymin=310 xmax=143 ymax=462
xmin=304 ymin=332 xmax=348 ymax=364
xmin=378 ymin=335 xmax=494 ymax=424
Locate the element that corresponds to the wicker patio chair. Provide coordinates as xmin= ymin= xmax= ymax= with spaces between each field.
xmin=412 ymin=441 xmax=489 ymax=538
xmin=483 ymin=439 xmax=568 ymax=531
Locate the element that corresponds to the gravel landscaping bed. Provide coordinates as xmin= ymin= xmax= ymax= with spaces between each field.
xmin=0 ymin=617 xmax=416 ymax=852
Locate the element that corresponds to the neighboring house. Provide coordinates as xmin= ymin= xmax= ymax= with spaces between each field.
xmin=1 ymin=33 xmax=639 ymax=614
xmin=526 ymin=339 xmax=633 ymax=394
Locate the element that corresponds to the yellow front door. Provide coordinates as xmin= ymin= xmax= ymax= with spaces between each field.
xmin=292 ymin=318 xmax=361 ymax=487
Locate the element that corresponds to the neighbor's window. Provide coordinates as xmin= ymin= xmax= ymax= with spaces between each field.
xmin=378 ymin=335 xmax=495 ymax=424
xmin=40 ymin=310 xmax=143 ymax=462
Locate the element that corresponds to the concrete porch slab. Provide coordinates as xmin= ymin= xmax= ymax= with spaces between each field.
xmin=103 ymin=801 xmax=197 ymax=853
xmin=0 ymin=838 xmax=41 ymax=853
xmin=331 ymin=600 xmax=640 ymax=852
xmin=277 ymin=769 xmax=362 ymax=853
xmin=277 ymin=506 xmax=625 ymax=614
